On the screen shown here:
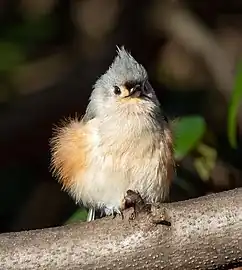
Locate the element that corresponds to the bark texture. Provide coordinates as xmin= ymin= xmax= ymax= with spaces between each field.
xmin=0 ymin=188 xmax=242 ymax=270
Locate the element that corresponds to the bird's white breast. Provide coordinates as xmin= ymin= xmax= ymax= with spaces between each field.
xmin=72 ymin=113 xmax=170 ymax=212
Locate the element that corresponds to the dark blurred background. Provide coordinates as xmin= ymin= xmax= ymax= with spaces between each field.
xmin=1 ymin=0 xmax=242 ymax=233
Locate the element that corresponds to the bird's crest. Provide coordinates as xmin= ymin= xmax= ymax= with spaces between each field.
xmin=94 ymin=46 xmax=148 ymax=90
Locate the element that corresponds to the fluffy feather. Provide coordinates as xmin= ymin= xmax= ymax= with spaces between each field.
xmin=50 ymin=119 xmax=91 ymax=191
xmin=50 ymin=47 xmax=174 ymax=217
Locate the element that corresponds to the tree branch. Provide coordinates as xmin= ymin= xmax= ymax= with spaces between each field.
xmin=0 ymin=188 xmax=242 ymax=269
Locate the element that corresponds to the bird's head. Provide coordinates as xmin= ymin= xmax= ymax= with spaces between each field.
xmin=85 ymin=46 xmax=161 ymax=120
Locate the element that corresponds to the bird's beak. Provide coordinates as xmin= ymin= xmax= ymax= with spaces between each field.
xmin=129 ymin=84 xmax=142 ymax=98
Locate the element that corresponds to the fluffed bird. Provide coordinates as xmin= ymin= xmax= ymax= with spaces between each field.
xmin=50 ymin=46 xmax=174 ymax=222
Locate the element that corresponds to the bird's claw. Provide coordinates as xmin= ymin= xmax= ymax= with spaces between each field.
xmin=123 ymin=190 xmax=171 ymax=226
xmin=112 ymin=208 xmax=124 ymax=220
xmin=123 ymin=189 xmax=151 ymax=220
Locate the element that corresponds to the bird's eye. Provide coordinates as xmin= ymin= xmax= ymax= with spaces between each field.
xmin=113 ymin=86 xmax=121 ymax=95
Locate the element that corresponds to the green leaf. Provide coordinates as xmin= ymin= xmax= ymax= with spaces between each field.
xmin=65 ymin=208 xmax=88 ymax=224
xmin=227 ymin=62 xmax=242 ymax=148
xmin=174 ymin=115 xmax=206 ymax=160
xmin=0 ymin=42 xmax=25 ymax=72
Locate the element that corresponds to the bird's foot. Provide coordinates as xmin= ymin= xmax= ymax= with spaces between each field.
xmin=112 ymin=208 xmax=124 ymax=220
xmin=123 ymin=190 xmax=171 ymax=226
xmin=123 ymin=190 xmax=151 ymax=221
xmin=104 ymin=207 xmax=124 ymax=220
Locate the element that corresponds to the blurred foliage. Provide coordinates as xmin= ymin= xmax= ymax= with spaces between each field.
xmin=65 ymin=208 xmax=88 ymax=224
xmin=0 ymin=9 xmax=59 ymax=103
xmin=0 ymin=15 xmax=56 ymax=70
xmin=194 ymin=143 xmax=217 ymax=181
xmin=173 ymin=116 xmax=206 ymax=160
xmin=1 ymin=0 xmax=242 ymax=232
xmin=228 ymin=62 xmax=242 ymax=149
xmin=0 ymin=42 xmax=25 ymax=72
xmin=5 ymin=15 xmax=56 ymax=45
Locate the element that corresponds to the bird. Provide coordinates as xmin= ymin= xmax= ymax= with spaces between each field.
xmin=50 ymin=46 xmax=174 ymax=222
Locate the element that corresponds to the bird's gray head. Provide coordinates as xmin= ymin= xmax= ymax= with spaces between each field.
xmin=85 ymin=46 xmax=160 ymax=120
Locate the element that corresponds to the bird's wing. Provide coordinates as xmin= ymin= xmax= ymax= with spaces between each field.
xmin=82 ymin=103 xmax=96 ymax=123
xmin=161 ymin=113 xmax=176 ymax=187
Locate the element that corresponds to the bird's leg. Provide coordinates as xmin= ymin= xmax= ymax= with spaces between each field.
xmin=123 ymin=190 xmax=151 ymax=220
xmin=99 ymin=208 xmax=106 ymax=218
xmin=99 ymin=207 xmax=124 ymax=220
xmin=87 ymin=207 xmax=96 ymax=222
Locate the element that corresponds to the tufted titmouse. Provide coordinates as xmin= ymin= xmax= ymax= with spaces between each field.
xmin=50 ymin=47 xmax=174 ymax=221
